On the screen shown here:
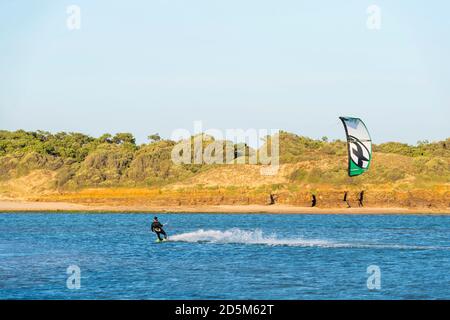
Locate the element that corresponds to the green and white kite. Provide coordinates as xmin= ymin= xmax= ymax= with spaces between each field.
xmin=339 ymin=117 xmax=372 ymax=177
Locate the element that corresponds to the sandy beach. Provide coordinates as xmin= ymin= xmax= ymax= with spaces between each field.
xmin=0 ymin=199 xmax=448 ymax=214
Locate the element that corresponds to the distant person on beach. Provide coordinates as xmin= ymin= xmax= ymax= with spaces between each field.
xmin=311 ymin=194 xmax=317 ymax=207
xmin=269 ymin=193 xmax=278 ymax=205
xmin=343 ymin=191 xmax=351 ymax=208
xmin=151 ymin=217 xmax=167 ymax=241
xmin=358 ymin=191 xmax=365 ymax=207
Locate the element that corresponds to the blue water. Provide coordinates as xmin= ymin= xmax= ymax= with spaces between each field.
xmin=1 ymin=213 xmax=449 ymax=299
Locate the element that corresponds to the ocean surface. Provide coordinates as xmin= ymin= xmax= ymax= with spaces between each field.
xmin=0 ymin=213 xmax=449 ymax=299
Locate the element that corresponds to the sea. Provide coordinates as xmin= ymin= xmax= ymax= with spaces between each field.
xmin=0 ymin=213 xmax=449 ymax=299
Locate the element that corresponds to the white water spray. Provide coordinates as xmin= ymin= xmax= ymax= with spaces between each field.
xmin=169 ymin=228 xmax=449 ymax=250
xmin=170 ymin=228 xmax=341 ymax=247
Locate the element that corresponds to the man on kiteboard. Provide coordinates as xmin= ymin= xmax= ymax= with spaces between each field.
xmin=151 ymin=216 xmax=168 ymax=241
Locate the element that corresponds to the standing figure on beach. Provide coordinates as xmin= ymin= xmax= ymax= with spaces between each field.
xmin=311 ymin=194 xmax=317 ymax=207
xmin=358 ymin=191 xmax=365 ymax=207
xmin=269 ymin=193 xmax=278 ymax=205
xmin=343 ymin=191 xmax=351 ymax=208
xmin=151 ymin=216 xmax=168 ymax=241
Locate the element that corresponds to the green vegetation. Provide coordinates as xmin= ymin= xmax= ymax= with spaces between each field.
xmin=0 ymin=130 xmax=449 ymax=190
xmin=374 ymin=139 xmax=450 ymax=157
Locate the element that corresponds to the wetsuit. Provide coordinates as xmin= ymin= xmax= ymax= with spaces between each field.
xmin=151 ymin=221 xmax=167 ymax=240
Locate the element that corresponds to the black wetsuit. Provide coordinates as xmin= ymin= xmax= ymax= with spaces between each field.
xmin=151 ymin=221 xmax=167 ymax=240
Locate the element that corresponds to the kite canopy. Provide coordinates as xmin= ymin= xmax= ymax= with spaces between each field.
xmin=339 ymin=117 xmax=372 ymax=177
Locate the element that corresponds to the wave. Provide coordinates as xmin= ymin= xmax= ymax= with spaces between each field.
xmin=169 ymin=228 xmax=449 ymax=250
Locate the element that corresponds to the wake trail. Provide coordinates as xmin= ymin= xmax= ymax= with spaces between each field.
xmin=169 ymin=228 xmax=450 ymax=250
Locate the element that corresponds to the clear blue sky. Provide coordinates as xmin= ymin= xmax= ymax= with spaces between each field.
xmin=1 ymin=1 xmax=449 ymax=144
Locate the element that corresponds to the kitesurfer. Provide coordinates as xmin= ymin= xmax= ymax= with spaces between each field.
xmin=151 ymin=216 xmax=167 ymax=241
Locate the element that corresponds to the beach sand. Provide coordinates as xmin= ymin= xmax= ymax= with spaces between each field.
xmin=0 ymin=199 xmax=448 ymax=214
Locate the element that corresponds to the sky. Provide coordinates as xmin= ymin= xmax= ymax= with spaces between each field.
xmin=0 ymin=0 xmax=449 ymax=145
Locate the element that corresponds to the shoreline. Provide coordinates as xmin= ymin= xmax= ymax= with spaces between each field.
xmin=0 ymin=200 xmax=449 ymax=215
